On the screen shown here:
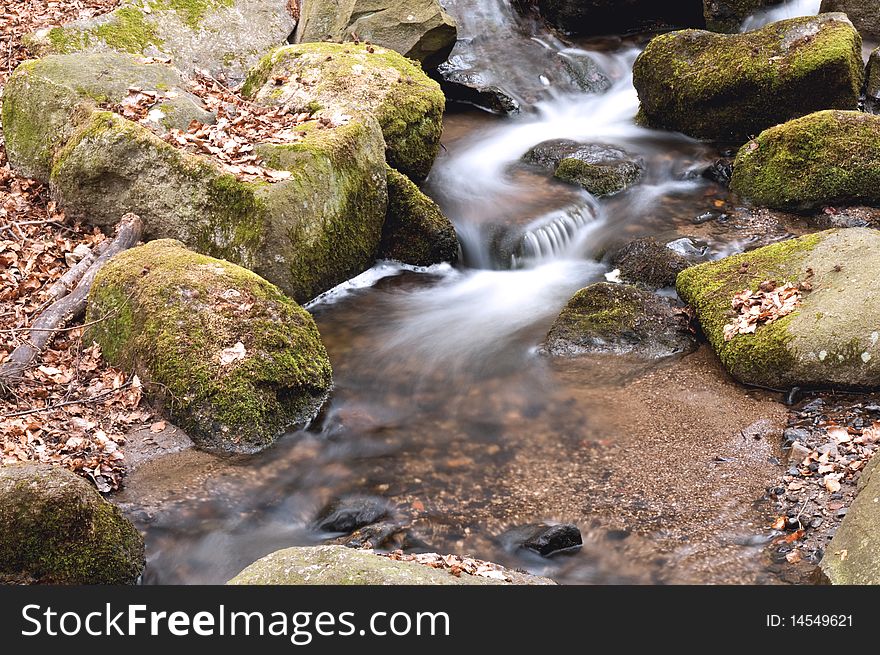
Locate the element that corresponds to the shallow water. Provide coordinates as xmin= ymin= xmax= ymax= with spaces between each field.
xmin=121 ymin=1 xmax=827 ymax=585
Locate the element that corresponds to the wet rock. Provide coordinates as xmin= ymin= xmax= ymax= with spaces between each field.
xmin=23 ymin=0 xmax=296 ymax=84
xmin=820 ymin=0 xmax=880 ymax=40
xmin=543 ymin=282 xmax=698 ymax=359
xmin=244 ymin=42 xmax=445 ymax=182
xmin=536 ymin=0 xmax=703 ymax=36
xmin=501 ymin=523 xmax=583 ymax=557
xmin=295 ymin=0 xmax=457 ymax=69
xmin=314 ymin=496 xmax=392 ymax=534
xmin=865 ymin=47 xmax=880 ymax=114
xmin=731 ymin=110 xmax=880 ymax=211
xmin=633 ymin=14 xmax=863 ymax=142
xmin=227 ymin=545 xmax=557 ymax=585
xmin=666 ymin=238 xmax=708 ymax=258
xmin=702 ymin=158 xmax=733 ymax=186
xmin=522 ymin=140 xmax=643 ymax=197
xmin=704 ymin=0 xmax=779 ymax=32
xmin=608 ymin=238 xmax=693 ymax=289
xmin=0 ymin=464 xmax=144 ymax=584
xmin=677 ymin=228 xmax=880 ymax=389
xmin=86 ymin=240 xmax=333 ymax=454
xmin=379 ymin=166 xmax=459 ymax=266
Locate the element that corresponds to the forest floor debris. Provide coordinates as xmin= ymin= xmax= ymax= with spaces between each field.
xmin=723 ymin=280 xmax=803 ymax=341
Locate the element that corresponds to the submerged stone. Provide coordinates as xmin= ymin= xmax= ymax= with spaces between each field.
xmin=243 ymin=42 xmax=445 ymax=181
xmin=86 ymin=239 xmax=333 ymax=454
xmin=522 ymin=140 xmax=643 ymax=197
xmin=0 ymin=464 xmax=144 ymax=584
xmin=543 ymin=282 xmax=697 ymax=358
xmin=677 ymin=228 xmax=880 ymax=390
xmin=500 ymin=523 xmax=583 ymax=557
xmin=314 ymin=496 xmax=393 ymax=534
xmin=227 ymin=545 xmax=557 ymax=584
xmin=731 ymin=110 xmax=880 ymax=211
xmin=633 ymin=14 xmax=863 ymax=142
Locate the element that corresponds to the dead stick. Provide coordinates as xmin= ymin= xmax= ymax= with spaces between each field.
xmin=44 ymin=239 xmax=111 ymax=302
xmin=0 ymin=213 xmax=143 ymax=388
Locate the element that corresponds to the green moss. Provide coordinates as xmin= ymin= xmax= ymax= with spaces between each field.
xmin=633 ymin=15 xmax=863 ymax=141
xmin=676 ymin=232 xmax=824 ymax=385
xmin=731 ymin=110 xmax=880 ymax=210
xmin=93 ymin=6 xmax=161 ymax=53
xmin=149 ymin=0 xmax=234 ymax=28
xmin=554 ymin=157 xmax=641 ymax=196
xmin=86 ymin=240 xmax=332 ymax=453
xmin=0 ymin=465 xmax=144 ymax=585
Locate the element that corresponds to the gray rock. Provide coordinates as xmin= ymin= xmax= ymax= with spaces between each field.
xmin=677 ymin=228 xmax=880 ymax=390
xmin=704 ymin=0 xmax=780 ymax=32
xmin=0 ymin=464 xmax=144 ymax=585
xmin=821 ymin=0 xmax=880 ymax=40
xmin=543 ymin=282 xmax=697 ymax=359
xmin=227 ymin=545 xmax=557 ymax=585
xmin=314 ymin=496 xmax=393 ymax=534
xmin=295 ymin=0 xmax=457 ymax=69
xmin=864 ymin=47 xmax=880 ymax=114
xmin=500 ymin=523 xmax=583 ymax=557
xmin=609 ymin=238 xmax=693 ymax=289
xmin=522 ymin=140 xmax=643 ymax=197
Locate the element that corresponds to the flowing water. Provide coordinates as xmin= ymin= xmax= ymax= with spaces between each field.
xmin=120 ymin=0 xmax=827 ymax=584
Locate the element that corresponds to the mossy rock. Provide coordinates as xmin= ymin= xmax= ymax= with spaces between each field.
xmin=243 ymin=42 xmax=445 ymax=181
xmin=704 ymin=0 xmax=776 ymax=32
xmin=295 ymin=0 xmax=456 ymax=69
xmin=49 ymin=110 xmax=387 ymax=303
xmin=866 ymin=47 xmax=880 ymax=113
xmin=554 ymin=157 xmax=642 ymax=197
xmin=542 ymin=282 xmax=697 ymax=358
xmin=731 ymin=110 xmax=880 ymax=211
xmin=609 ymin=237 xmax=693 ymax=289
xmin=86 ymin=240 xmax=333 ymax=454
xmin=227 ymin=545 xmax=556 ymax=585
xmin=677 ymin=228 xmax=880 ymax=390
xmin=379 ymin=166 xmax=459 ymax=266
xmin=633 ymin=14 xmax=863 ymax=142
xmin=1 ymin=52 xmax=211 ymax=182
xmin=821 ymin=453 xmax=880 ymax=583
xmin=820 ymin=0 xmax=880 ymax=40
xmin=23 ymin=0 xmax=296 ymax=84
xmin=0 ymin=463 xmax=144 ymax=584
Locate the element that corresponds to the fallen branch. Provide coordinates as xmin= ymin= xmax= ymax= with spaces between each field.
xmin=0 ymin=213 xmax=143 ymax=390
xmin=45 ymin=239 xmax=111 ymax=302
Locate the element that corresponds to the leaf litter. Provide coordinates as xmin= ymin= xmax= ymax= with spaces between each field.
xmin=723 ymin=280 xmax=802 ymax=341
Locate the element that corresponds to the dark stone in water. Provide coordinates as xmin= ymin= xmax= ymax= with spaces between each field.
xmin=314 ymin=496 xmax=392 ymax=534
xmin=702 ymin=158 xmax=733 ymax=187
xmin=608 ymin=237 xmax=692 ymax=290
xmin=501 ymin=522 xmax=583 ymax=557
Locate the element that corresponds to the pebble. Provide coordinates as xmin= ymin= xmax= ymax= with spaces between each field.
xmin=500 ymin=522 xmax=583 ymax=558
xmin=314 ymin=496 xmax=392 ymax=534
xmin=789 ymin=441 xmax=811 ymax=464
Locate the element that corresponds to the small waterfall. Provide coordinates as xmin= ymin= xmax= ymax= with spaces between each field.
xmin=740 ymin=0 xmax=822 ymax=31
xmin=512 ymin=202 xmax=600 ymax=267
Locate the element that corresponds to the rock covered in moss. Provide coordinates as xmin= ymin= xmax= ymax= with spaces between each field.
xmin=379 ymin=167 xmax=458 ymax=266
xmin=609 ymin=238 xmax=693 ymax=289
xmin=677 ymin=229 xmax=880 ymax=390
xmin=24 ymin=0 xmax=296 ymax=84
xmin=542 ymin=282 xmax=697 ymax=358
xmin=866 ymin=47 xmax=880 ymax=114
xmin=86 ymin=240 xmax=333 ymax=454
xmin=1 ymin=52 xmax=211 ymax=182
xmin=227 ymin=545 xmax=556 ymax=584
xmin=49 ymin=109 xmax=387 ymax=303
xmin=633 ymin=14 xmax=863 ymax=142
xmin=535 ymin=0 xmax=703 ymax=36
xmin=704 ymin=0 xmax=776 ymax=32
xmin=295 ymin=0 xmax=456 ymax=69
xmin=820 ymin=0 xmax=880 ymax=40
xmin=821 ymin=456 xmax=880 ymax=584
xmin=731 ymin=110 xmax=880 ymax=211
xmin=522 ymin=140 xmax=643 ymax=197
xmin=243 ymin=42 xmax=445 ymax=181
xmin=0 ymin=464 xmax=144 ymax=584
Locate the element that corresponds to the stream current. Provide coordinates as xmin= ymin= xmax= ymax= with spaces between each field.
xmin=121 ymin=0 xmax=830 ymax=585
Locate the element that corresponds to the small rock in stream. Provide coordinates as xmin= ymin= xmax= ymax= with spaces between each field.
xmin=314 ymin=496 xmax=393 ymax=534
xmin=500 ymin=522 xmax=583 ymax=557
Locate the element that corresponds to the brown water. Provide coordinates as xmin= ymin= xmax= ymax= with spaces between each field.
xmin=117 ymin=26 xmax=820 ymax=585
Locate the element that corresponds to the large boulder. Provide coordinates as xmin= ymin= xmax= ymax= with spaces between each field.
xmin=677 ymin=229 xmax=880 ymax=390
xmin=295 ymin=0 xmax=456 ymax=69
xmin=536 ymin=0 xmax=704 ymax=36
xmin=0 ymin=464 xmax=144 ymax=584
xmin=731 ymin=110 xmax=880 ymax=211
xmin=379 ymin=166 xmax=459 ymax=265
xmin=227 ymin=545 xmax=556 ymax=584
xmin=704 ymin=0 xmax=780 ymax=32
xmin=866 ymin=47 xmax=880 ymax=114
xmin=633 ymin=14 xmax=863 ymax=142
xmin=86 ymin=240 xmax=333 ymax=454
xmin=243 ymin=42 xmax=445 ymax=181
xmin=0 ymin=52 xmax=211 ymax=183
xmin=820 ymin=0 xmax=880 ymax=40
xmin=23 ymin=0 xmax=296 ymax=84
xmin=821 ymin=456 xmax=880 ymax=584
xmin=542 ymin=282 xmax=697 ymax=358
